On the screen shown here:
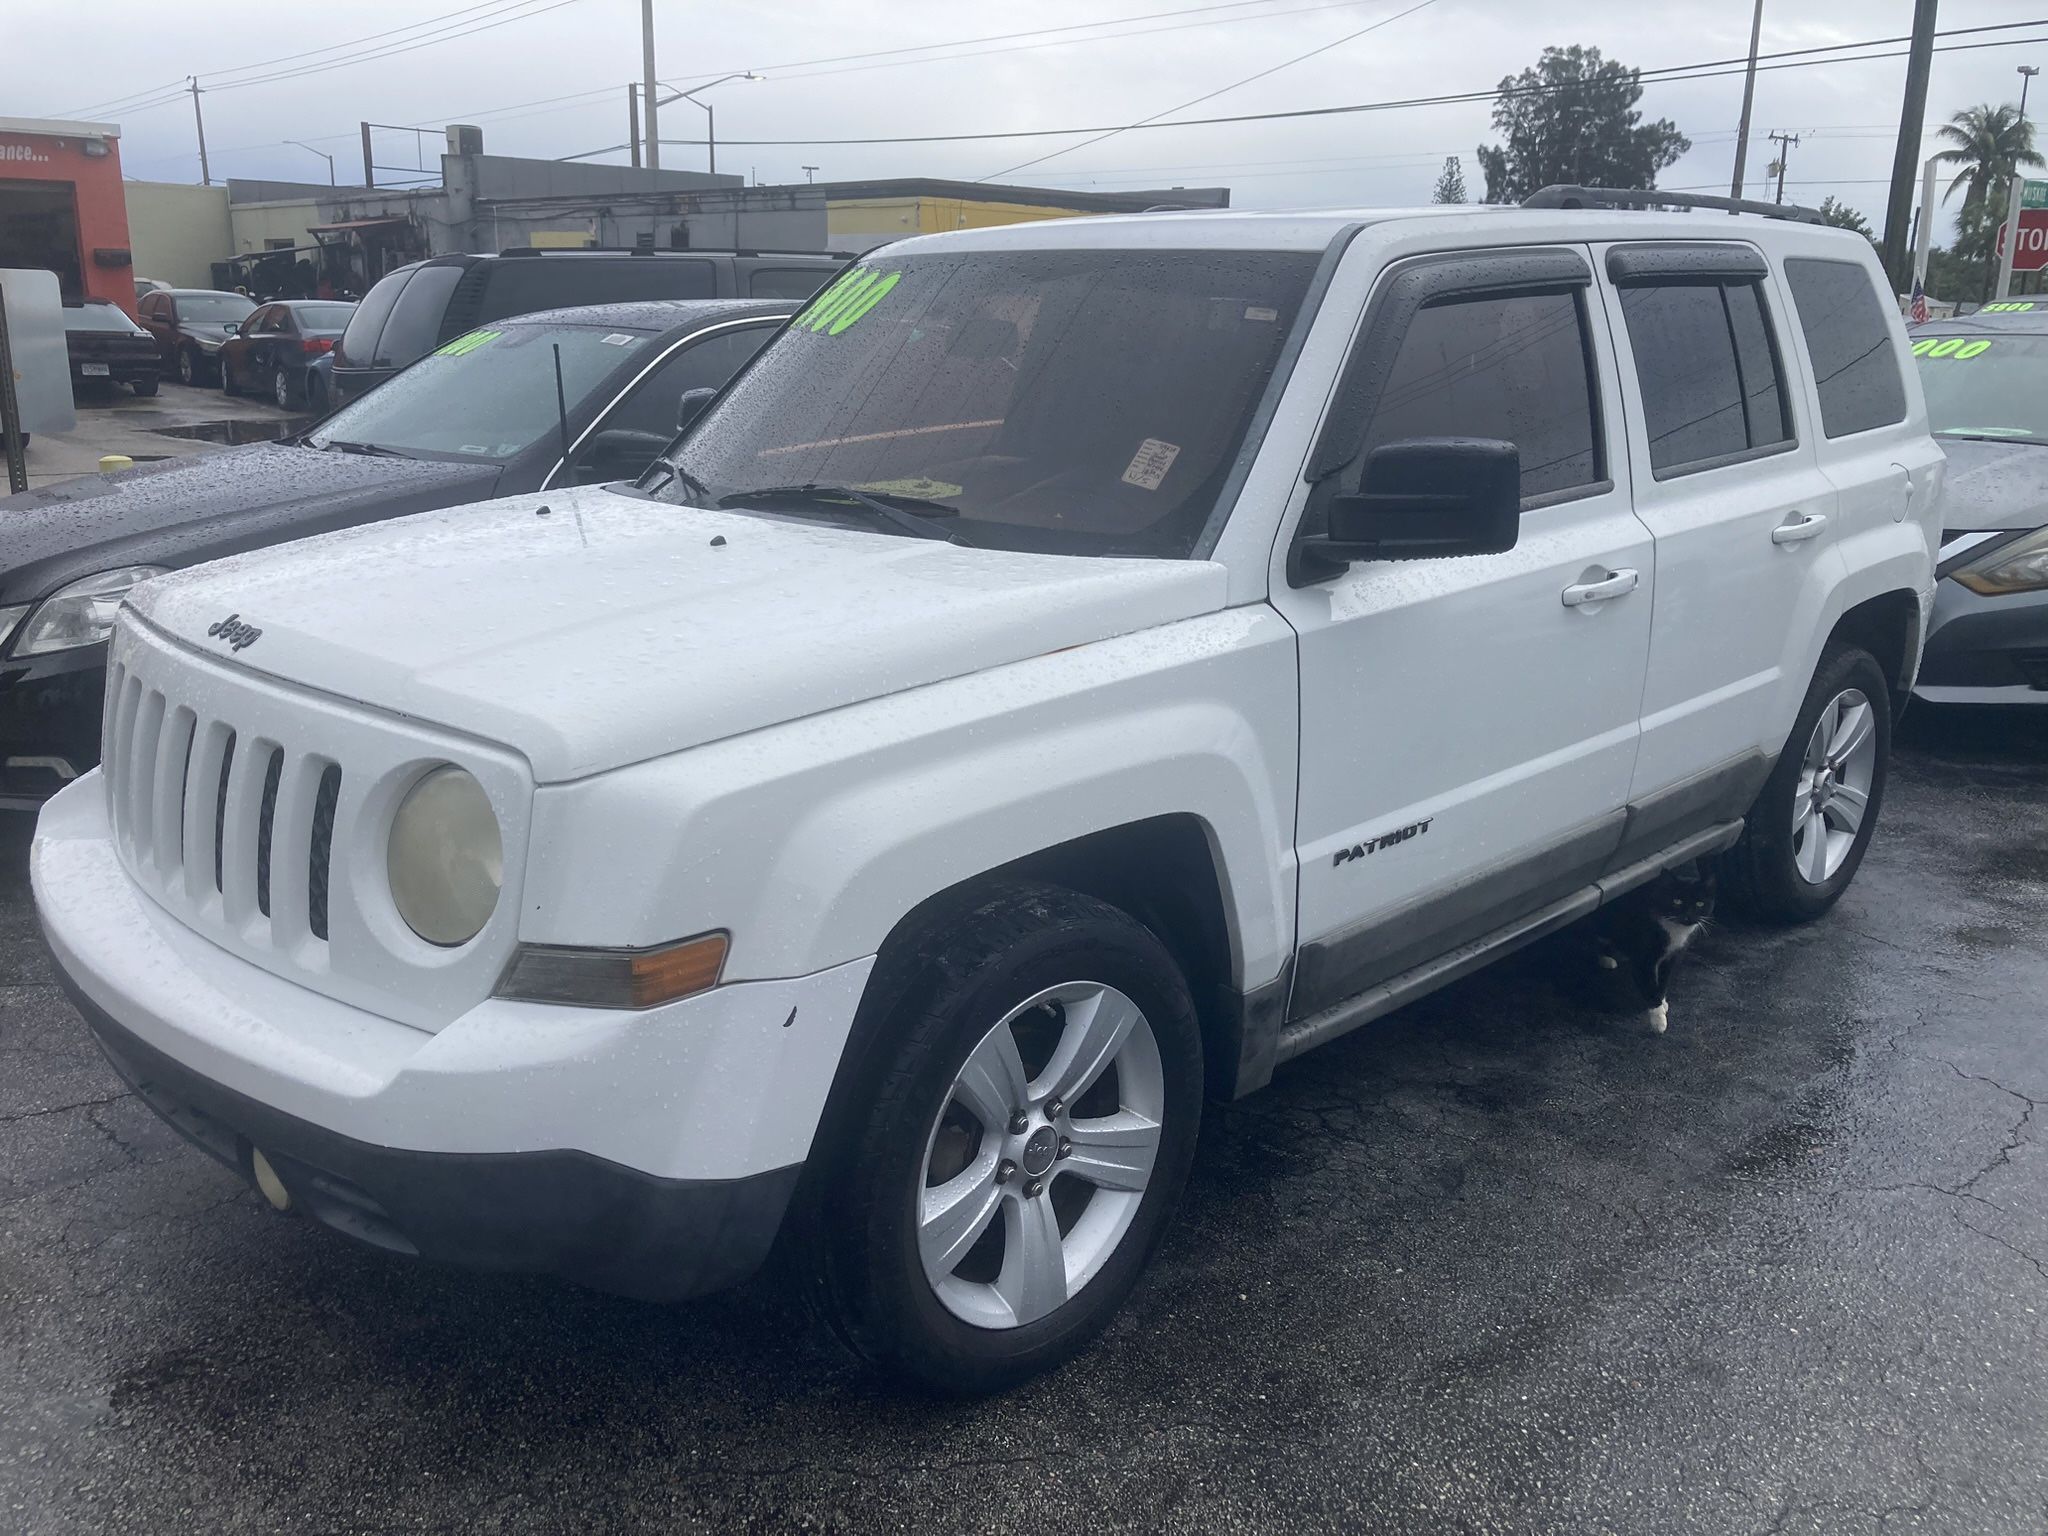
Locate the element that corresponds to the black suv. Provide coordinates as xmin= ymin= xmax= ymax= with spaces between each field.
xmin=329 ymin=247 xmax=842 ymax=405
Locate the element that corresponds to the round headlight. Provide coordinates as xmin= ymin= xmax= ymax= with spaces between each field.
xmin=387 ymin=766 xmax=502 ymax=947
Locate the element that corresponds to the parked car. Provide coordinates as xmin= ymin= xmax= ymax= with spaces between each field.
xmin=135 ymin=288 xmax=258 ymax=386
xmin=329 ymin=246 xmax=843 ymax=406
xmin=305 ymin=350 xmax=334 ymax=415
xmin=62 ymin=300 xmax=160 ymax=396
xmin=132 ymin=277 xmax=172 ymax=303
xmin=30 ymin=194 xmax=1942 ymax=1394
xmin=1903 ymin=308 xmax=2048 ymax=704
xmin=218 ymin=299 xmax=357 ymax=409
xmin=0 ymin=298 xmax=793 ymax=807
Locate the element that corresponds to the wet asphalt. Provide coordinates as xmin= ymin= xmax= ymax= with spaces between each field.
xmin=2 ymin=707 xmax=2045 ymax=1535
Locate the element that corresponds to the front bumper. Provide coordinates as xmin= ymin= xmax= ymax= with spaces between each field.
xmin=1913 ymin=575 xmax=2048 ymax=705
xmin=33 ymin=776 xmax=875 ymax=1300
xmin=0 ymin=641 xmax=106 ymax=809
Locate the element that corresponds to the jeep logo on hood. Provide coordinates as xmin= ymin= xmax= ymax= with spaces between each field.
xmin=206 ymin=613 xmax=263 ymax=651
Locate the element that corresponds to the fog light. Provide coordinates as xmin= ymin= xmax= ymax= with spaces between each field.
xmin=250 ymin=1147 xmax=292 ymax=1211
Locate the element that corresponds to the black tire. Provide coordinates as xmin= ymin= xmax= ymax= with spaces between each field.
xmin=305 ymin=373 xmax=327 ymax=415
xmin=272 ymin=367 xmax=295 ymax=410
xmin=131 ymin=377 xmax=159 ymax=397
xmin=220 ymin=355 xmax=239 ymax=395
xmin=177 ymin=347 xmax=199 ymax=387
xmin=806 ymin=882 xmax=1203 ymax=1394
xmin=1722 ymin=644 xmax=1892 ymax=924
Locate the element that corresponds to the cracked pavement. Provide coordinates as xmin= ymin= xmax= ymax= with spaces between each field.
xmin=2 ymin=707 xmax=2045 ymax=1534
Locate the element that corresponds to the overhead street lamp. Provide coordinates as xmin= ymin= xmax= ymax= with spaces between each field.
xmin=284 ymin=139 xmax=336 ymax=185
xmin=1995 ymin=64 xmax=2042 ymax=300
xmin=657 ymin=71 xmax=762 ymax=176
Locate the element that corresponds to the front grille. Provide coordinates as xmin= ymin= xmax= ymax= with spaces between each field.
xmin=104 ymin=658 xmax=342 ymax=953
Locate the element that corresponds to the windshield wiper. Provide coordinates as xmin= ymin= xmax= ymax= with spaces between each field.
xmin=717 ymin=483 xmax=971 ymax=545
xmin=317 ymin=438 xmax=412 ymax=459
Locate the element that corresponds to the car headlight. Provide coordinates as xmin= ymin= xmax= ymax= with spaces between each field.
xmin=12 ymin=566 xmax=167 ymax=656
xmin=0 ymin=603 xmax=27 ymax=654
xmin=387 ymin=766 xmax=502 ymax=947
xmin=1953 ymin=525 xmax=2048 ymax=596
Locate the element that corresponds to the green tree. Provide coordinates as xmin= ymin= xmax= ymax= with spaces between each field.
xmin=1475 ymin=45 xmax=1689 ymax=203
xmin=1933 ymin=102 xmax=2044 ymax=299
xmin=1431 ymin=154 xmax=1468 ymax=203
xmin=1817 ymin=196 xmax=1875 ymax=241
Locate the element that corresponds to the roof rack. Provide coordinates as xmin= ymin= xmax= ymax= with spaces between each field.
xmin=1521 ymin=185 xmax=1826 ymax=225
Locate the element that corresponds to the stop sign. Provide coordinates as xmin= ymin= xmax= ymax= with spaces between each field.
xmin=1995 ymin=209 xmax=2048 ymax=272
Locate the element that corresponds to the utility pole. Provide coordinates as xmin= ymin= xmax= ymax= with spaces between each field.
xmin=188 ymin=77 xmax=211 ymax=187
xmin=361 ymin=122 xmax=375 ymax=189
xmin=1729 ymin=0 xmax=1766 ymax=200
xmin=640 ymin=0 xmax=660 ymax=171
xmin=802 ymin=165 xmax=819 ymax=184
xmin=1881 ymin=0 xmax=1940 ymax=290
xmin=1998 ymin=64 xmax=2040 ymax=300
xmin=1767 ymin=131 xmax=1799 ymax=203
xmin=628 ymin=83 xmax=641 ymax=168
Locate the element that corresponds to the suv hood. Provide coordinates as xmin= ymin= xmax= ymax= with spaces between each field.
xmin=1937 ymin=435 xmax=2048 ymax=533
xmin=0 ymin=442 xmax=503 ymax=606
xmin=127 ymin=486 xmax=1230 ymax=781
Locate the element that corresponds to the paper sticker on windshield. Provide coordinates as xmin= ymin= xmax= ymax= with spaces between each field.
xmin=859 ymin=476 xmax=964 ymax=500
xmin=1244 ymin=305 xmax=1279 ymax=322
xmin=1121 ymin=438 xmax=1182 ymax=491
xmin=802 ymin=269 xmax=902 ymax=335
xmin=1912 ymin=337 xmax=1993 ymax=358
xmin=436 ymin=329 xmax=500 ymax=357
xmin=600 ymin=332 xmax=636 ymax=346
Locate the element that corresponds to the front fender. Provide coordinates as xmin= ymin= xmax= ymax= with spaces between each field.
xmin=521 ymin=605 xmax=1301 ymax=994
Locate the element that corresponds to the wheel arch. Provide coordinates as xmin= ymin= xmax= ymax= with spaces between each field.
xmin=1825 ymin=587 xmax=1922 ymax=710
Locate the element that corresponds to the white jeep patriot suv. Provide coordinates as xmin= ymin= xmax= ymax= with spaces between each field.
xmin=33 ymin=189 xmax=1943 ymax=1393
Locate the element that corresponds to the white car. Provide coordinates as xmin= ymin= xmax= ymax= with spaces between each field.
xmin=33 ymin=189 xmax=1943 ymax=1393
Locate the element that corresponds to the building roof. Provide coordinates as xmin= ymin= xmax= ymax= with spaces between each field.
xmin=0 ymin=115 xmax=119 ymax=140
xmin=800 ymin=177 xmax=1230 ymax=214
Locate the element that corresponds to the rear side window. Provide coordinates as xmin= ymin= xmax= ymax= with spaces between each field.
xmin=1619 ymin=280 xmax=1793 ymax=476
xmin=477 ymin=258 xmax=717 ymax=323
xmin=335 ymin=268 xmax=410 ymax=368
xmin=373 ymin=263 xmax=467 ymax=368
xmin=1783 ymin=256 xmax=1907 ymax=438
xmin=1363 ymin=289 xmax=1601 ymax=501
xmin=749 ymin=266 xmax=834 ymax=299
xmin=597 ymin=327 xmax=777 ymax=438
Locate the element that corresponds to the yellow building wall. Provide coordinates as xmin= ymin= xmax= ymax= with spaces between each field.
xmin=123 ymin=180 xmax=232 ymax=288
xmin=827 ymin=195 xmax=1097 ymax=252
xmin=227 ymin=199 xmax=326 ymax=256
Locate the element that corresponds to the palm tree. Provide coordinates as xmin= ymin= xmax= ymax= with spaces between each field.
xmin=1934 ymin=103 xmax=2043 ymax=300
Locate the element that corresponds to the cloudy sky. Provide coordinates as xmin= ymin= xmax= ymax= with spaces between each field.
xmin=11 ymin=0 xmax=2041 ymax=239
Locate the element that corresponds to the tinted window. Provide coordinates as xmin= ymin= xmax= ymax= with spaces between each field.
xmin=1363 ymin=290 xmax=1600 ymax=500
xmin=309 ymin=323 xmax=653 ymax=461
xmin=1620 ymin=281 xmax=1793 ymax=474
xmin=669 ymin=249 xmax=1319 ymax=558
xmin=139 ymin=293 xmax=164 ymax=320
xmin=477 ymin=258 xmax=717 ymax=323
xmin=294 ymin=302 xmax=355 ymax=332
xmin=593 ymin=327 xmax=775 ymax=439
xmin=750 ymin=266 xmax=834 ymax=299
xmin=373 ymin=263 xmax=467 ymax=367
xmin=1783 ymin=256 xmax=1907 ymax=438
xmin=253 ymin=306 xmax=288 ymax=334
xmin=173 ymin=293 xmax=256 ymax=323
xmin=335 ymin=267 xmax=411 ymax=368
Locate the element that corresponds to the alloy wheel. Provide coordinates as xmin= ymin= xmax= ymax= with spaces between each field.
xmin=274 ymin=369 xmax=291 ymax=408
xmin=917 ymin=981 xmax=1164 ymax=1330
xmin=1791 ymin=686 xmax=1877 ymax=884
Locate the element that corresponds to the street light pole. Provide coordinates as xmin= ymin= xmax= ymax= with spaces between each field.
xmin=658 ymin=72 xmax=761 ymax=176
xmin=1729 ymin=0 xmax=1765 ymax=200
xmin=189 ymin=77 xmax=211 ymax=187
xmin=285 ymin=140 xmax=335 ymax=185
xmin=640 ymin=0 xmax=660 ymax=171
xmin=1996 ymin=65 xmax=2040 ymax=301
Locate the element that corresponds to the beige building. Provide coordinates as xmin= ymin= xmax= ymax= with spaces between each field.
xmin=818 ymin=179 xmax=1230 ymax=254
xmin=121 ymin=180 xmax=230 ymax=288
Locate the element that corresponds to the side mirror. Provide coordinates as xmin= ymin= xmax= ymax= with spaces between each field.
xmin=1298 ymin=438 xmax=1520 ymax=577
xmin=675 ymin=386 xmax=718 ymax=434
xmin=569 ymin=426 xmax=670 ymax=484
xmin=223 ymin=321 xmax=240 ymax=335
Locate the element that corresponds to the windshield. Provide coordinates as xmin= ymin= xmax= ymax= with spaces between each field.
xmin=175 ymin=293 xmax=257 ymax=323
xmin=308 ymin=323 xmax=652 ymax=461
xmin=65 ymin=302 xmax=144 ymax=335
xmin=294 ymin=303 xmax=356 ymax=331
xmin=661 ymin=248 xmax=1320 ymax=558
xmin=1912 ymin=332 xmax=2048 ymax=440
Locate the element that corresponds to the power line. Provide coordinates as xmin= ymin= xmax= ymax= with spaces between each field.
xmin=984 ymin=0 xmax=1442 ymax=180
xmin=559 ymin=23 xmax=2048 ymax=154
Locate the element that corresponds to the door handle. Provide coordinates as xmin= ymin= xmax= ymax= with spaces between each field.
xmin=1772 ymin=511 xmax=1829 ymax=544
xmin=1561 ymin=568 xmax=1639 ymax=607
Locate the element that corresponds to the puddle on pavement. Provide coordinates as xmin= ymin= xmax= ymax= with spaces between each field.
xmin=144 ymin=416 xmax=311 ymax=446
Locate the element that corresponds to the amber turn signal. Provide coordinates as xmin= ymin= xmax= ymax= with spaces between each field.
xmin=494 ymin=931 xmax=729 ymax=1009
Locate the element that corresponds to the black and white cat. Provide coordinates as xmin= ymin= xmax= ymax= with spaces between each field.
xmin=1566 ymin=862 xmax=1717 ymax=1034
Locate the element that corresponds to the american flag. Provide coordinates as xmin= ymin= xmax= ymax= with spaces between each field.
xmin=1910 ymin=276 xmax=1929 ymax=325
